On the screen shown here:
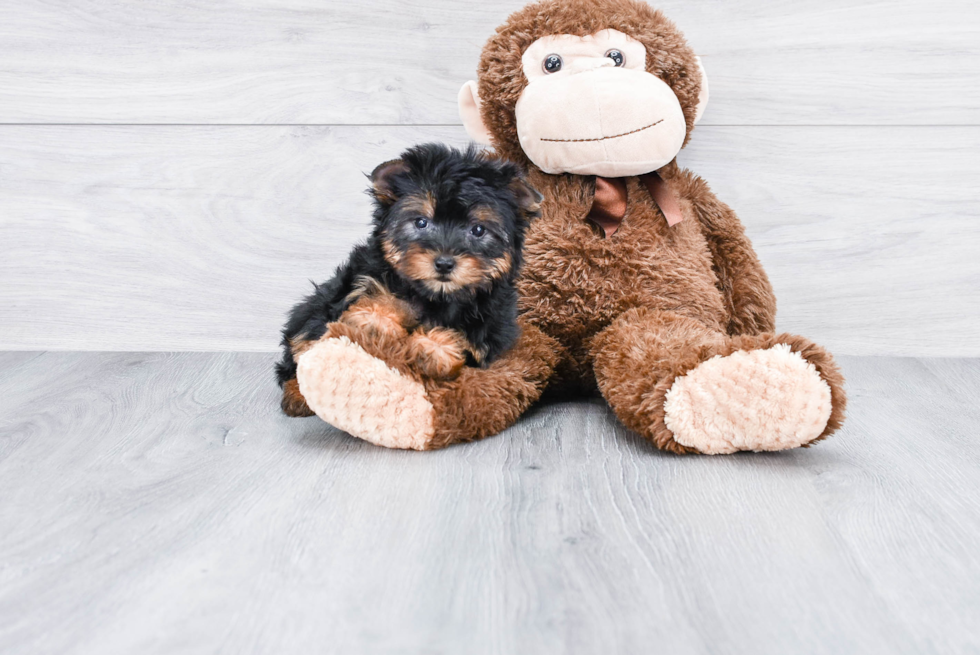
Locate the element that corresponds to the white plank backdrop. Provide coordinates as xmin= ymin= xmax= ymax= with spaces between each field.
xmin=0 ymin=0 xmax=978 ymax=355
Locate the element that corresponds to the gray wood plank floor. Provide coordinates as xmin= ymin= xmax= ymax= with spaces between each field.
xmin=1 ymin=352 xmax=978 ymax=654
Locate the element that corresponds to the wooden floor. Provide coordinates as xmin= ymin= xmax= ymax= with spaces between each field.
xmin=2 ymin=2 xmax=977 ymax=652
xmin=1 ymin=352 xmax=978 ymax=654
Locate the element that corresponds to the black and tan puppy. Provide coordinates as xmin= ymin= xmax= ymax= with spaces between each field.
xmin=275 ymin=143 xmax=542 ymax=417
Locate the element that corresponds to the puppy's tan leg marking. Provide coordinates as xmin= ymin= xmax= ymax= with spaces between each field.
xmin=468 ymin=345 xmax=489 ymax=366
xmin=281 ymin=378 xmax=315 ymax=417
xmin=408 ymin=327 xmax=468 ymax=380
xmin=340 ymin=286 xmax=417 ymax=338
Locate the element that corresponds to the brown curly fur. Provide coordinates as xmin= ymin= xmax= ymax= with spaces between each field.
xmin=464 ymin=0 xmax=845 ymax=452
xmin=308 ymin=0 xmax=846 ymax=452
xmin=590 ymin=309 xmax=846 ymax=454
xmin=295 ymin=314 xmax=562 ymax=450
xmin=281 ymin=378 xmax=315 ymax=417
xmin=426 ymin=317 xmax=562 ymax=450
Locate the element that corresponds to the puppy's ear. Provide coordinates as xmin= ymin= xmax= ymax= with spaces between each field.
xmin=370 ymin=159 xmax=410 ymax=206
xmin=509 ymin=177 xmax=544 ymax=222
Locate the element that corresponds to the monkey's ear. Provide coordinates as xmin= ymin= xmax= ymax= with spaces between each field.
xmin=369 ymin=159 xmax=410 ymax=205
xmin=458 ymin=81 xmax=494 ymax=146
xmin=509 ymin=177 xmax=544 ymax=221
xmin=694 ymin=56 xmax=709 ymax=124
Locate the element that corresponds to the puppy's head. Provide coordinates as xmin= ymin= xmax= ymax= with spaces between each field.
xmin=369 ymin=143 xmax=541 ymax=299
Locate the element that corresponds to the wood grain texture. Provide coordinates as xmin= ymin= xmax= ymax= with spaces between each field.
xmin=0 ymin=352 xmax=978 ymax=654
xmin=2 ymin=125 xmax=978 ymax=355
xmin=0 ymin=0 xmax=977 ymax=125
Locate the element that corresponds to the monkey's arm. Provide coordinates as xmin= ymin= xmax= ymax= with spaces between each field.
xmin=682 ymin=171 xmax=777 ymax=336
xmin=293 ymin=315 xmax=562 ymax=448
xmin=424 ymin=318 xmax=560 ymax=448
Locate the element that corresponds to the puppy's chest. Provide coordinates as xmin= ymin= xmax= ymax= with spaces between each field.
xmin=408 ymin=295 xmax=493 ymax=342
xmin=410 ymin=297 xmax=468 ymax=329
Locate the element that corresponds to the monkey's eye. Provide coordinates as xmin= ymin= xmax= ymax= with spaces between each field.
xmin=605 ymin=49 xmax=625 ymax=67
xmin=543 ymin=54 xmax=563 ymax=74
xmin=414 ymin=218 xmax=428 ymax=229
xmin=471 ymin=224 xmax=487 ymax=238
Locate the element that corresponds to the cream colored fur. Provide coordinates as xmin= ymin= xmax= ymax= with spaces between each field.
xmin=516 ymin=30 xmax=685 ymax=176
xmin=663 ymin=344 xmax=833 ymax=455
xmin=459 ymin=30 xmax=709 ymax=176
xmin=296 ymin=337 xmax=435 ymax=451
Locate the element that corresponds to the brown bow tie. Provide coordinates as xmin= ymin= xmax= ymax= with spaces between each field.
xmin=588 ymin=172 xmax=684 ymax=237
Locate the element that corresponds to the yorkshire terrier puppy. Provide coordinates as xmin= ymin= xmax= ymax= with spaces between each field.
xmin=275 ymin=143 xmax=542 ymax=417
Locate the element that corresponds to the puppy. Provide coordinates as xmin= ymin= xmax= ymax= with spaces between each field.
xmin=275 ymin=143 xmax=542 ymax=417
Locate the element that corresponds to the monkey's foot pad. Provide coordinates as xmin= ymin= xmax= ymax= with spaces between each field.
xmin=663 ymin=344 xmax=833 ymax=454
xmin=296 ymin=336 xmax=435 ymax=450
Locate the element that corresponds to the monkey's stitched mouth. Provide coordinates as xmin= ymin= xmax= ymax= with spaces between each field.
xmin=540 ymin=119 xmax=663 ymax=143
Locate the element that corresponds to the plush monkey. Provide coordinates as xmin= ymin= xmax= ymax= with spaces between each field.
xmin=292 ymin=0 xmax=846 ymax=453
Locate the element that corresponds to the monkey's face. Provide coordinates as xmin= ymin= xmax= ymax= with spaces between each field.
xmin=459 ymin=16 xmax=710 ymax=178
xmin=516 ymin=29 xmax=685 ymax=177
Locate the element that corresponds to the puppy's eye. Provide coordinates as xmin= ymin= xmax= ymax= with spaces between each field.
xmin=471 ymin=225 xmax=486 ymax=238
xmin=414 ymin=218 xmax=428 ymax=229
xmin=605 ymin=49 xmax=625 ymax=67
xmin=543 ymin=54 xmax=563 ymax=74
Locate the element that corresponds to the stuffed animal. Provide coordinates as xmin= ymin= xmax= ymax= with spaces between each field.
xmin=292 ymin=0 xmax=846 ymax=453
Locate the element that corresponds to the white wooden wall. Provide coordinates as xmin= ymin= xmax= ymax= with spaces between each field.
xmin=1 ymin=0 xmax=978 ymax=356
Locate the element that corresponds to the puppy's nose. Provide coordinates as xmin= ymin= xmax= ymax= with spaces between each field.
xmin=434 ymin=255 xmax=456 ymax=275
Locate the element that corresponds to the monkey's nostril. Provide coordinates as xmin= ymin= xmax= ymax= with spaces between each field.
xmin=434 ymin=255 xmax=456 ymax=274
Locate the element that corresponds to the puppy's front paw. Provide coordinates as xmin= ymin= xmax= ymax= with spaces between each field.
xmin=340 ymin=293 xmax=415 ymax=338
xmin=407 ymin=327 xmax=468 ymax=380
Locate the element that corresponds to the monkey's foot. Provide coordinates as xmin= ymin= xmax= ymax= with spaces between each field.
xmin=663 ymin=344 xmax=833 ymax=454
xmin=296 ymin=336 xmax=435 ymax=450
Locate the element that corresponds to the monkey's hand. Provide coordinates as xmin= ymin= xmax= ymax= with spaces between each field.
xmin=294 ymin=316 xmax=559 ymax=450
